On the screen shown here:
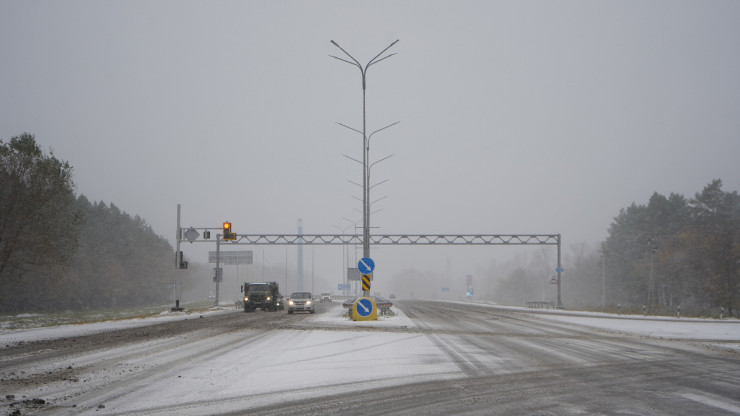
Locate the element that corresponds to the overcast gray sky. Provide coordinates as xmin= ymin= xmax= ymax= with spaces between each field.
xmin=2 ymin=1 xmax=739 ymax=295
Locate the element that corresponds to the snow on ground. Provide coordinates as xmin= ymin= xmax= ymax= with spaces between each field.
xmin=71 ymin=304 xmax=459 ymax=415
xmin=0 ymin=302 xmax=735 ymax=352
xmin=454 ymin=300 xmax=740 ymax=353
xmin=0 ymin=307 xmax=235 ymax=345
xmin=126 ymin=325 xmax=459 ymax=414
xmin=2 ymin=300 xmax=738 ymax=347
xmin=539 ymin=314 xmax=740 ymax=340
xmin=2 ymin=301 xmax=739 ymax=415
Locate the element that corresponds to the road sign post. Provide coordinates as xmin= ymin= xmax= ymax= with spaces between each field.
xmin=358 ymin=258 xmax=375 ymax=297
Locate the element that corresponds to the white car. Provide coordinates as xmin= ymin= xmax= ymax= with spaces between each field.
xmin=288 ymin=292 xmax=314 ymax=314
xmin=320 ymin=292 xmax=332 ymax=302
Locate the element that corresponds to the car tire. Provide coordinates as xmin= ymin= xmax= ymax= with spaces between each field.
xmin=288 ymin=310 xmax=293 ymax=314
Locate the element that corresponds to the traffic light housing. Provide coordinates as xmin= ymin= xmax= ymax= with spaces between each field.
xmin=222 ymin=221 xmax=236 ymax=240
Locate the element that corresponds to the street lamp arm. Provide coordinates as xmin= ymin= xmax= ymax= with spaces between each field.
xmin=370 ymin=207 xmax=384 ymax=216
xmin=342 ymin=217 xmax=360 ymax=227
xmin=329 ymin=54 xmax=360 ymax=68
xmin=336 ymin=122 xmax=363 ymax=135
xmin=366 ymin=39 xmax=400 ymax=67
xmin=330 ymin=40 xmax=363 ymax=68
xmin=370 ymin=178 xmax=390 ymax=190
xmin=347 ymin=179 xmax=363 ymax=188
xmin=343 ymin=154 xmax=363 ymax=165
xmin=332 ymin=223 xmax=355 ymax=234
xmin=367 ymin=52 xmax=397 ymax=69
xmin=370 ymin=154 xmax=395 ymax=169
xmin=371 ymin=195 xmax=388 ymax=205
xmin=368 ymin=121 xmax=400 ymax=141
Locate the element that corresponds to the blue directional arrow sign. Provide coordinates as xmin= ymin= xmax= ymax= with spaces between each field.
xmin=358 ymin=257 xmax=375 ymax=275
xmin=356 ymin=298 xmax=374 ymax=317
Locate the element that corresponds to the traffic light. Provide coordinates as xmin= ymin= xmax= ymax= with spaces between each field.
xmin=223 ymin=221 xmax=236 ymax=240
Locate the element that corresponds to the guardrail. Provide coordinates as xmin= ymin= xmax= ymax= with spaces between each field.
xmin=526 ymin=301 xmax=555 ymax=309
xmin=342 ymin=297 xmax=394 ymax=317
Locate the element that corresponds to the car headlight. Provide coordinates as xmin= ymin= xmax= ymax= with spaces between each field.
xmin=289 ymin=300 xmax=294 ymax=305
xmin=306 ymin=300 xmax=312 ymax=305
xmin=267 ymin=296 xmax=271 ymax=301
xmin=244 ymin=297 xmax=248 ymax=302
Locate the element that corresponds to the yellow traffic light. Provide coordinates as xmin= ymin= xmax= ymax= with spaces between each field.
xmin=223 ymin=221 xmax=234 ymax=240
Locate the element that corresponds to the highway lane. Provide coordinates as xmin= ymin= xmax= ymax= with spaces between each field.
xmin=2 ymin=300 xmax=738 ymax=415
xmin=242 ymin=301 xmax=740 ymax=415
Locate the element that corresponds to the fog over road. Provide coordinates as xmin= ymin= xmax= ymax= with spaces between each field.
xmin=1 ymin=301 xmax=738 ymax=415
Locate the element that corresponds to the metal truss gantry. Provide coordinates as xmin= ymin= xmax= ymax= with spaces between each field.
xmin=176 ymin=198 xmax=563 ymax=309
xmin=218 ymin=233 xmax=558 ymax=245
xmin=207 ymin=233 xmax=563 ymax=308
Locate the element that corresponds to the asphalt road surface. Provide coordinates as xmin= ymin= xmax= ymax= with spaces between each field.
xmin=1 ymin=301 xmax=739 ymax=415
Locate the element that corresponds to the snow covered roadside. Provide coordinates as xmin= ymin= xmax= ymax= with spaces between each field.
xmin=538 ymin=314 xmax=740 ymax=341
xmin=0 ymin=306 xmax=237 ymax=345
xmin=452 ymin=300 xmax=740 ymax=352
xmin=0 ymin=300 xmax=414 ymax=346
xmin=538 ymin=312 xmax=740 ymax=354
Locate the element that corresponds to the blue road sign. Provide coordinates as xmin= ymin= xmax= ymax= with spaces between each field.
xmin=358 ymin=257 xmax=375 ymax=275
xmin=356 ymin=298 xmax=374 ymax=317
xmin=337 ymin=283 xmax=350 ymax=291
xmin=556 ymin=267 xmax=564 ymax=273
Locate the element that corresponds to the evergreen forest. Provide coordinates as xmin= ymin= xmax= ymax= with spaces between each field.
xmin=1 ymin=134 xmax=176 ymax=313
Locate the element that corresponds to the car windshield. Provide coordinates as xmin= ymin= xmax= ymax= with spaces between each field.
xmin=290 ymin=292 xmax=311 ymax=299
xmin=248 ymin=284 xmax=269 ymax=292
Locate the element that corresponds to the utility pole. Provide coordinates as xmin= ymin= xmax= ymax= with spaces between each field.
xmin=601 ymin=242 xmax=608 ymax=309
xmin=647 ymin=238 xmax=658 ymax=310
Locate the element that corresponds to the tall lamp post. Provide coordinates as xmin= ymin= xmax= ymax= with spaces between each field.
xmin=647 ymin=238 xmax=658 ymax=310
xmin=330 ymin=39 xmax=399 ymax=262
xmin=601 ymin=242 xmax=608 ymax=309
xmin=332 ymin=221 xmax=357 ymax=297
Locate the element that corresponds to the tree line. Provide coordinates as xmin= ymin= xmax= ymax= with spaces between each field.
xmin=603 ymin=179 xmax=739 ymax=316
xmin=1 ymin=134 xmax=176 ymax=313
xmin=489 ymin=180 xmax=739 ymax=317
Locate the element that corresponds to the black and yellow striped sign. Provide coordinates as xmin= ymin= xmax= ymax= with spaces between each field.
xmin=362 ymin=274 xmax=371 ymax=291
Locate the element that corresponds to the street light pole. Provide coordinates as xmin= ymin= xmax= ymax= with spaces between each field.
xmin=330 ymin=39 xmax=399 ymax=262
xmin=647 ymin=238 xmax=658 ymax=310
xmin=332 ymin=222 xmax=356 ymax=298
xmin=601 ymin=242 xmax=608 ymax=309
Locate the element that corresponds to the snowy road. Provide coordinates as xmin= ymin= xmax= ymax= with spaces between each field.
xmin=1 ymin=301 xmax=739 ymax=415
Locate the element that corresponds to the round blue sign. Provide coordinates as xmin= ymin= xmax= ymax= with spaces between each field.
xmin=356 ymin=298 xmax=374 ymax=317
xmin=358 ymin=257 xmax=375 ymax=275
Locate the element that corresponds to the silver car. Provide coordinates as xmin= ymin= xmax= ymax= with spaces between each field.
xmin=287 ymin=292 xmax=315 ymax=314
